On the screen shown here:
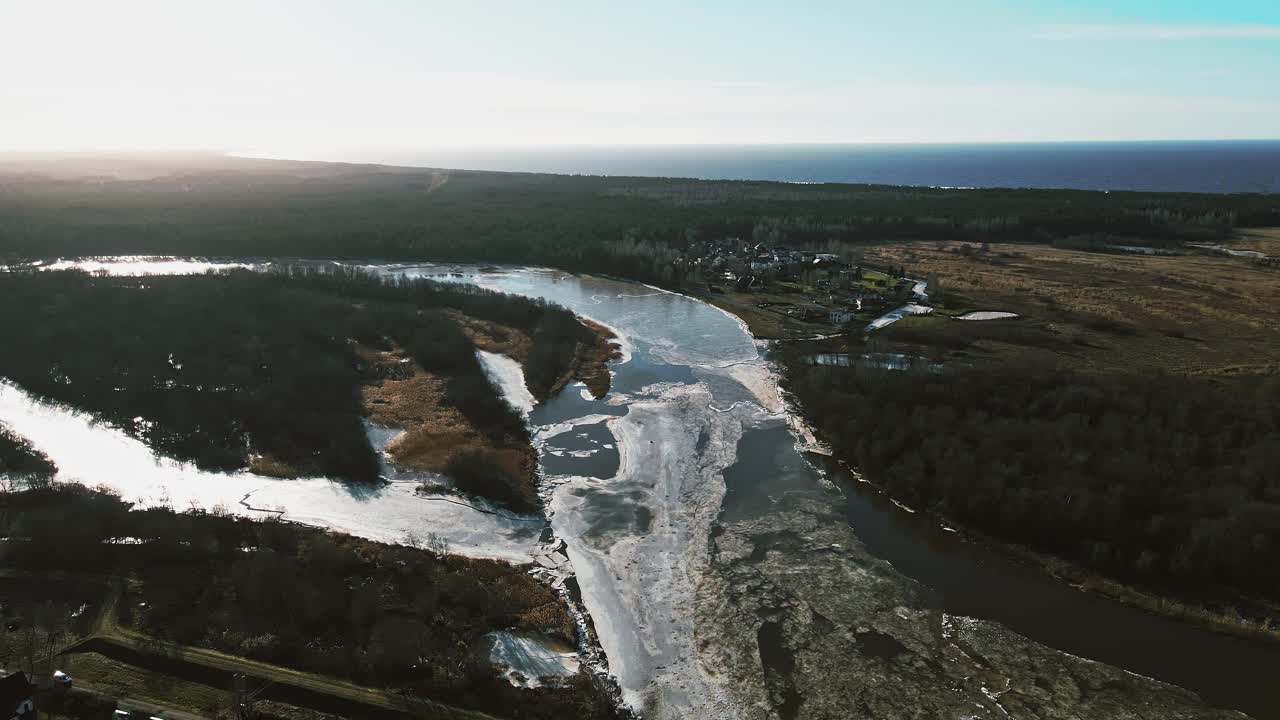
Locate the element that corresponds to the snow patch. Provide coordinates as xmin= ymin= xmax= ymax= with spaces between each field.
xmin=956 ymin=311 xmax=1019 ymax=321
xmin=477 ymin=350 xmax=537 ymax=416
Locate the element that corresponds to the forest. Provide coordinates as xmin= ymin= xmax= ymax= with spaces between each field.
xmin=783 ymin=359 xmax=1280 ymax=604
xmin=0 ymin=425 xmax=55 ymax=479
xmin=1 ymin=158 xmax=1278 ymax=287
xmin=0 ymin=482 xmax=620 ymax=719
xmin=0 ymin=268 xmax=594 ymax=509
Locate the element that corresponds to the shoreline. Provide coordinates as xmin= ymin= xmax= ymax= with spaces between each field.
xmin=833 ymin=453 xmax=1280 ymax=645
xmin=707 ymin=297 xmax=1280 ymax=648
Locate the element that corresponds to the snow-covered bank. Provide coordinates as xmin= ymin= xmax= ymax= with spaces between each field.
xmin=956 ymin=311 xmax=1019 ymax=321
xmin=0 ymin=381 xmax=542 ymax=562
xmin=41 ymin=256 xmax=263 ymax=275
xmin=477 ymin=349 xmax=537 ymax=416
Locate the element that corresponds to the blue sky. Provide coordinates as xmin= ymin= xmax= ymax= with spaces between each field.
xmin=2 ymin=0 xmax=1278 ymax=149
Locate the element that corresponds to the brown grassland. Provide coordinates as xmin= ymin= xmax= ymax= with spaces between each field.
xmin=359 ymin=314 xmax=619 ymax=511
xmin=359 ymin=345 xmax=537 ymax=497
xmin=1233 ymin=227 xmax=1280 ymax=256
xmin=862 ymin=240 xmax=1280 ymax=375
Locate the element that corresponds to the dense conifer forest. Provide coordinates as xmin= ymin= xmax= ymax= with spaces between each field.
xmin=1 ymin=160 xmax=1277 ymax=287
xmin=784 ymin=360 xmax=1280 ymax=603
xmin=0 ymin=268 xmax=592 ymax=496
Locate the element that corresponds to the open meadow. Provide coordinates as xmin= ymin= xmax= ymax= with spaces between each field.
xmin=861 ymin=240 xmax=1280 ymax=375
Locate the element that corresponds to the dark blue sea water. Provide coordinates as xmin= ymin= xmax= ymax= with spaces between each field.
xmin=292 ymin=141 xmax=1280 ymax=194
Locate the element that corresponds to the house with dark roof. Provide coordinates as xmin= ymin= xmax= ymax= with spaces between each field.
xmin=0 ymin=671 xmax=34 ymax=720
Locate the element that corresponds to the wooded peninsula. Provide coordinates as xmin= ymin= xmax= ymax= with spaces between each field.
xmin=0 ymin=266 xmax=616 ymax=512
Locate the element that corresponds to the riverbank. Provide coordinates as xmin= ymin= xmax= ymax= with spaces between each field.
xmin=774 ymin=341 xmax=1280 ymax=647
xmin=564 ymin=319 xmax=623 ymax=399
xmin=827 ymin=456 xmax=1280 ymax=645
xmin=0 ymin=483 xmax=621 ymax=720
xmin=694 ymin=241 xmax=1280 ymax=644
xmin=695 ymin=340 xmax=1271 ymax=718
xmin=700 ymin=493 xmax=1245 ymax=720
xmin=697 ymin=289 xmax=842 ymax=340
xmin=452 ymin=311 xmax=621 ymax=400
xmin=361 ymin=344 xmax=541 ymax=512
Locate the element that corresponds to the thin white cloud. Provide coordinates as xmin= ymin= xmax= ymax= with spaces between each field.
xmin=1033 ymin=24 xmax=1280 ymax=40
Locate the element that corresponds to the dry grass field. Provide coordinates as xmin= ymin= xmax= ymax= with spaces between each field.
xmin=359 ymin=345 xmax=536 ymax=487
xmin=1233 ymin=227 xmax=1280 ymax=256
xmin=863 ymin=240 xmax=1280 ymax=375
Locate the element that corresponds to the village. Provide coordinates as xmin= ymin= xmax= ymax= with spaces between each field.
xmin=680 ymin=237 xmax=931 ymax=339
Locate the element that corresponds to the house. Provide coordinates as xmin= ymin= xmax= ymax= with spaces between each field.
xmin=829 ymin=307 xmax=854 ymax=324
xmin=0 ymin=671 xmax=34 ymax=720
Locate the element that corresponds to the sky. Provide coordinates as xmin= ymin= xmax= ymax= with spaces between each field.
xmin=2 ymin=0 xmax=1279 ymax=151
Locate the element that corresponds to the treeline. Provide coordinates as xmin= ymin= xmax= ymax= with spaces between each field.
xmin=0 ymin=269 xmax=591 ymax=494
xmin=1 ymin=163 xmax=1277 ymax=288
xmin=0 ymin=425 xmax=55 ymax=479
xmin=278 ymin=265 xmax=600 ymax=399
xmin=0 ymin=483 xmax=620 ymax=719
xmin=783 ymin=360 xmax=1280 ymax=601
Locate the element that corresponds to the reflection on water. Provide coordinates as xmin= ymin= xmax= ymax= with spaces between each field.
xmin=540 ymin=422 xmax=618 ymax=480
xmin=828 ymin=459 xmax=1280 ymax=720
xmin=719 ymin=425 xmax=827 ymax=525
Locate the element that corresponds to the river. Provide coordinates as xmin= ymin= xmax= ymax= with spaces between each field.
xmin=1 ymin=259 xmax=1275 ymax=719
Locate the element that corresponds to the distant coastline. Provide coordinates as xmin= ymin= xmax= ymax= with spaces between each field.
xmin=235 ymin=139 xmax=1280 ymax=194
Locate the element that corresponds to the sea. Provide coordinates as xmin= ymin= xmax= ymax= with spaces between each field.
xmin=257 ymin=140 xmax=1280 ymax=194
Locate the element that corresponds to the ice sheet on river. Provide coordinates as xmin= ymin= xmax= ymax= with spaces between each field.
xmin=699 ymin=497 xmax=1242 ymax=720
xmin=548 ymin=380 xmax=758 ymax=717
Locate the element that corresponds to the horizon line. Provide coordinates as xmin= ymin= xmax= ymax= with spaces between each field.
xmin=6 ymin=137 xmax=1280 ymax=156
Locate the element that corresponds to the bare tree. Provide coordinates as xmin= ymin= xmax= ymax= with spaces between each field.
xmin=425 ymin=533 xmax=449 ymax=557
